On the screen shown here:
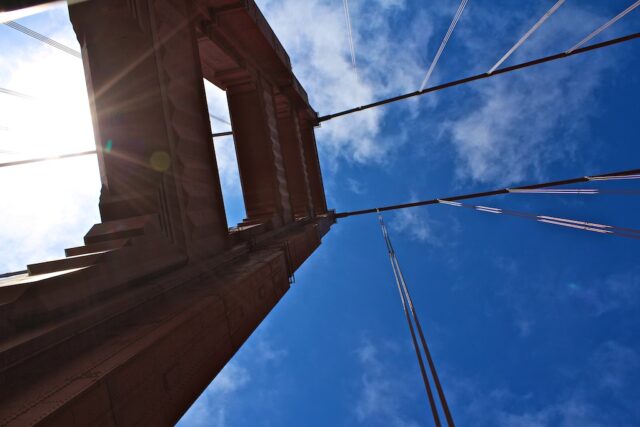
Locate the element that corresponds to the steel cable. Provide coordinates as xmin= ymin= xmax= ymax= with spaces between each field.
xmin=342 ymin=0 xmax=359 ymax=80
xmin=3 ymin=20 xmax=81 ymax=58
xmin=378 ymin=213 xmax=443 ymax=426
xmin=488 ymin=0 xmax=565 ymax=74
xmin=567 ymin=0 xmax=640 ymax=53
xmin=420 ymin=0 xmax=469 ymax=90
xmin=438 ymin=200 xmax=640 ymax=240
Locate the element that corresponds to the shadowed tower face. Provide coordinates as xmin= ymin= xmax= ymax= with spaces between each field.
xmin=0 ymin=1 xmax=333 ymax=425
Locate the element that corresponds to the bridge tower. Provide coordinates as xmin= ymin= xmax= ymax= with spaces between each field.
xmin=0 ymin=1 xmax=333 ymax=425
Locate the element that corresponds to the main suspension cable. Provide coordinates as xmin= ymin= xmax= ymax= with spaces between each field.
xmin=0 ymin=150 xmax=96 ymax=168
xmin=209 ymin=113 xmax=231 ymax=126
xmin=318 ymin=32 xmax=640 ymax=122
xmin=488 ymin=0 xmax=565 ymax=74
xmin=3 ymin=20 xmax=81 ymax=58
xmin=336 ymin=167 xmax=640 ymax=218
xmin=420 ymin=0 xmax=469 ymax=90
xmin=0 ymin=132 xmax=234 ymax=168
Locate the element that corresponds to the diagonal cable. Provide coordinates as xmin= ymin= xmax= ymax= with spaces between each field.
xmin=489 ymin=0 xmax=565 ymax=74
xmin=567 ymin=0 xmax=640 ymax=53
xmin=420 ymin=0 xmax=470 ymax=90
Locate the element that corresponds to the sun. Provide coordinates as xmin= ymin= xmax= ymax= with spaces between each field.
xmin=0 ymin=47 xmax=95 ymax=161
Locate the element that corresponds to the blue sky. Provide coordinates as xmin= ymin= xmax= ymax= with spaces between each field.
xmin=1 ymin=0 xmax=640 ymax=426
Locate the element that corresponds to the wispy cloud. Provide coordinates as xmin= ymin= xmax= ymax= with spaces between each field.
xmin=178 ymin=333 xmax=288 ymax=427
xmin=353 ymin=337 xmax=421 ymax=427
xmin=443 ymin=3 xmax=618 ymax=186
xmin=564 ymin=270 xmax=640 ymax=316
xmin=449 ymin=340 xmax=640 ymax=427
xmin=257 ymin=0 xmax=433 ymax=165
xmin=0 ymin=17 xmax=101 ymax=272
xmin=389 ymin=199 xmax=461 ymax=248
xmin=588 ymin=341 xmax=640 ymax=392
xmin=391 ymin=208 xmax=435 ymax=244
xmin=177 ymin=361 xmax=250 ymax=427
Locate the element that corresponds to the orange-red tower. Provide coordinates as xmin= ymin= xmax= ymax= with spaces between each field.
xmin=0 ymin=1 xmax=332 ymax=425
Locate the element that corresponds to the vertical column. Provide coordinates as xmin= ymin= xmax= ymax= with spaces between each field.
xmin=298 ymin=115 xmax=328 ymax=214
xmin=227 ymin=75 xmax=293 ymax=228
xmin=69 ymin=0 xmax=229 ymax=258
xmin=275 ymin=96 xmax=313 ymax=218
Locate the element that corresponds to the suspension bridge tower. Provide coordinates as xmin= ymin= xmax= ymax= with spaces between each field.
xmin=0 ymin=1 xmax=333 ymax=425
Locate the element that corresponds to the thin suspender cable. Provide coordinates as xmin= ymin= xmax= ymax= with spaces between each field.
xmin=5 ymin=89 xmax=232 ymax=134
xmin=488 ymin=0 xmax=565 ymax=74
xmin=3 ymin=20 xmax=81 ymax=58
xmin=420 ymin=0 xmax=469 ymax=90
xmin=508 ymin=188 xmax=640 ymax=195
xmin=0 ymin=87 xmax=35 ymax=99
xmin=390 ymin=250 xmax=456 ymax=426
xmin=588 ymin=174 xmax=640 ymax=181
xmin=567 ymin=0 xmax=640 ymax=53
xmin=342 ymin=0 xmax=359 ymax=80
xmin=0 ymin=150 xmax=96 ymax=167
xmin=0 ymin=133 xmax=234 ymax=168
xmin=438 ymin=200 xmax=640 ymax=240
xmin=336 ymin=167 xmax=640 ymax=218
xmin=319 ymin=32 xmax=640 ymax=122
xmin=378 ymin=213 xmax=442 ymax=427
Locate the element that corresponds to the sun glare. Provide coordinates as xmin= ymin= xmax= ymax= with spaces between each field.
xmin=0 ymin=50 xmax=94 ymax=161
xmin=0 ymin=8 xmax=101 ymax=272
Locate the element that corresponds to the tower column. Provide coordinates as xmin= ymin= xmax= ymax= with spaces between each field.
xmin=298 ymin=115 xmax=328 ymax=214
xmin=227 ymin=75 xmax=293 ymax=228
xmin=69 ymin=0 xmax=229 ymax=258
xmin=276 ymin=96 xmax=314 ymax=218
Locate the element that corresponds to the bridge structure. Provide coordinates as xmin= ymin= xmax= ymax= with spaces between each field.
xmin=0 ymin=0 xmax=333 ymax=425
xmin=2 ymin=1 xmax=640 ymax=426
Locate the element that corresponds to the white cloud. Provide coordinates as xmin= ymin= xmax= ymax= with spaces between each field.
xmin=178 ymin=333 xmax=288 ymax=427
xmin=450 ymin=340 xmax=640 ymax=427
xmin=443 ymin=3 xmax=617 ymax=186
xmin=256 ymin=0 xmax=433 ymax=165
xmin=177 ymin=361 xmax=251 ymax=427
xmin=588 ymin=341 xmax=640 ymax=392
xmin=0 ymin=13 xmax=101 ymax=272
xmin=391 ymin=208 xmax=434 ymax=243
xmin=565 ymin=270 xmax=640 ymax=316
xmin=213 ymin=363 xmax=251 ymax=394
xmin=346 ymin=177 xmax=365 ymax=195
xmin=353 ymin=338 xmax=420 ymax=427
xmin=389 ymin=199 xmax=461 ymax=247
